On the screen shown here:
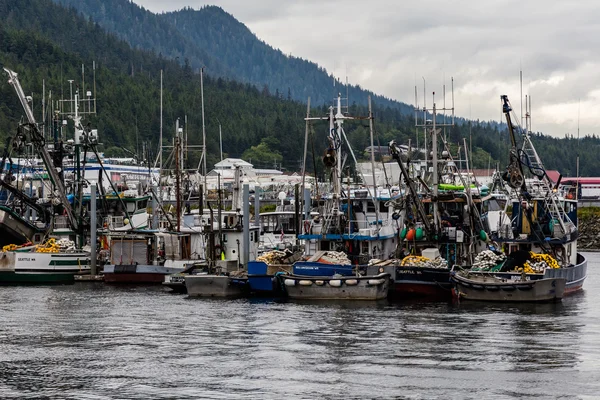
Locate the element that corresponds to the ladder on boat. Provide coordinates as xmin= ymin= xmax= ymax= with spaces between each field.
xmin=322 ymin=204 xmax=340 ymax=235
xmin=520 ymin=133 xmax=570 ymax=236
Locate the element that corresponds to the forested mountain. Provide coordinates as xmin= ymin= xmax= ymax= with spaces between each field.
xmin=0 ymin=0 xmax=598 ymax=177
xmin=49 ymin=0 xmax=231 ymax=77
xmin=51 ymin=0 xmax=412 ymax=112
xmin=0 ymin=0 xmax=308 ymax=171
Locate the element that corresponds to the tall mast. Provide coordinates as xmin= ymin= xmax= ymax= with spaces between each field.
xmin=368 ymin=96 xmax=380 ymax=229
xmin=431 ymin=96 xmax=439 ymax=231
xmin=42 ymin=79 xmax=45 ymax=139
xmin=576 ymin=98 xmax=580 ymax=200
xmin=414 ymin=81 xmax=455 ymax=233
xmin=520 ymin=69 xmax=523 ymax=127
xmin=219 ymin=122 xmax=223 ymax=161
xmin=159 ymin=69 xmax=163 ymax=200
xmin=301 ymin=98 xmax=311 ymax=220
xmin=334 ymin=95 xmax=343 ymax=201
xmin=200 ymin=67 xmax=207 ymax=209
xmin=175 ymin=119 xmax=181 ymax=232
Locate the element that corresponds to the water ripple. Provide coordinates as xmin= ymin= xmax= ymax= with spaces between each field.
xmin=1 ymin=254 xmax=600 ymax=398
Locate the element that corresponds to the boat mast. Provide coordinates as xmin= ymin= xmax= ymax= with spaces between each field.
xmin=368 ymin=96 xmax=380 ymax=230
xmin=159 ymin=69 xmax=163 ymax=200
xmin=200 ymin=67 xmax=207 ymax=209
xmin=413 ymin=82 xmax=455 ymax=234
xmin=175 ymin=118 xmax=182 ymax=232
xmin=431 ymin=96 xmax=440 ymax=231
xmin=576 ymin=98 xmax=580 ymax=200
xmin=333 ymin=96 xmax=342 ymax=206
xmin=301 ymin=98 xmax=311 ymax=220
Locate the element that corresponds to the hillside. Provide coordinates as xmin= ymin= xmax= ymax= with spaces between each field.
xmin=0 ymin=0 xmax=598 ymax=178
xmin=0 ymin=0 xmax=311 ymax=171
xmin=50 ymin=0 xmax=412 ymax=113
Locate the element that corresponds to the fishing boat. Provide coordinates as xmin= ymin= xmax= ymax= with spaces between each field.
xmin=0 ymin=240 xmax=90 ymax=285
xmin=450 ymin=270 xmax=566 ymax=302
xmin=371 ymin=92 xmax=587 ymax=300
xmin=162 ymin=262 xmax=208 ymax=293
xmin=102 ymin=231 xmax=195 ymax=283
xmin=248 ymin=94 xmax=399 ymax=297
xmin=185 ymin=273 xmax=249 ymax=298
xmin=0 ymin=68 xmax=94 ymax=284
xmin=367 ymin=92 xmax=490 ymax=300
xmin=278 ymin=272 xmax=390 ymax=300
xmin=468 ymin=95 xmax=587 ymax=295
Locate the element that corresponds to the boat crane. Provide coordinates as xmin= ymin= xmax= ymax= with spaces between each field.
xmin=0 ymin=136 xmax=52 ymax=224
xmin=500 ymin=95 xmax=528 ymax=193
xmin=500 ymin=94 xmax=573 ymax=246
xmin=4 ymin=68 xmax=79 ymax=232
xmin=388 ymin=140 xmax=432 ymax=234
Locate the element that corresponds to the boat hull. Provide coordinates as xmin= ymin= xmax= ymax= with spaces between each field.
xmin=247 ymin=261 xmax=295 ymax=295
xmin=162 ymin=273 xmax=188 ymax=293
xmin=185 ymin=275 xmax=248 ymax=297
xmin=103 ymin=264 xmax=185 ymax=284
xmin=279 ymin=273 xmax=390 ymax=300
xmin=247 ymin=261 xmax=354 ymax=295
xmin=392 ymin=266 xmax=451 ymax=300
xmin=0 ymin=270 xmax=75 ymax=284
xmin=368 ymin=264 xmax=451 ymax=300
xmin=471 ymin=253 xmax=587 ymax=296
xmin=451 ymin=273 xmax=566 ymax=302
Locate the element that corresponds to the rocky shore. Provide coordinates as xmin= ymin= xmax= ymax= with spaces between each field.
xmin=577 ymin=207 xmax=600 ymax=249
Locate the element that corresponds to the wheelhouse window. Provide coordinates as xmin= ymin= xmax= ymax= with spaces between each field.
xmin=367 ymin=201 xmax=376 ymax=213
xmin=379 ymin=201 xmax=388 ymax=213
xmin=138 ymin=199 xmax=148 ymax=210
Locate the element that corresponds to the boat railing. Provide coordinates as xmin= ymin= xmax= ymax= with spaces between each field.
xmin=103 ymin=216 xmax=125 ymax=229
xmin=301 ymin=217 xmax=394 ymax=236
xmin=53 ymin=215 xmax=70 ymax=230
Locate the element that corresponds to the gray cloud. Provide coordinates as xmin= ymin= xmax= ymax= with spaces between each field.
xmin=134 ymin=0 xmax=600 ymax=137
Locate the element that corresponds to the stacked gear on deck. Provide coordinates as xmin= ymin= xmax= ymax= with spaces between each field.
xmin=471 ymin=250 xmax=506 ymax=272
xmin=257 ymin=250 xmax=290 ymax=265
xmin=400 ymin=255 xmax=448 ymax=269
xmin=519 ymin=252 xmax=560 ymax=273
xmin=2 ymin=244 xmax=19 ymax=252
xmin=34 ymin=238 xmax=76 ymax=253
xmin=35 ymin=239 xmax=60 ymax=253
xmin=257 ymin=249 xmax=302 ymax=265
xmin=313 ymin=251 xmax=351 ymax=265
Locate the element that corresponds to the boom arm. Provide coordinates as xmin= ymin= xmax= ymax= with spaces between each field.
xmin=389 ymin=140 xmax=432 ymax=233
xmin=4 ymin=68 xmax=78 ymax=231
xmin=500 ymin=95 xmax=527 ymax=192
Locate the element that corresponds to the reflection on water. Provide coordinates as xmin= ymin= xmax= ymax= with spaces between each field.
xmin=0 ymin=254 xmax=599 ymax=399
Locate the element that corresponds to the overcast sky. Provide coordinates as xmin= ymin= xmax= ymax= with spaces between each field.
xmin=134 ymin=0 xmax=598 ymax=137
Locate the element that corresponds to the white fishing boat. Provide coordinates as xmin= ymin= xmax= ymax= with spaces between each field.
xmin=0 ymin=68 xmax=92 ymax=284
xmin=0 ymin=240 xmax=90 ymax=285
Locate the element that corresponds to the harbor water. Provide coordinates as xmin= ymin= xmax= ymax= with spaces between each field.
xmin=1 ymin=255 xmax=599 ymax=399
